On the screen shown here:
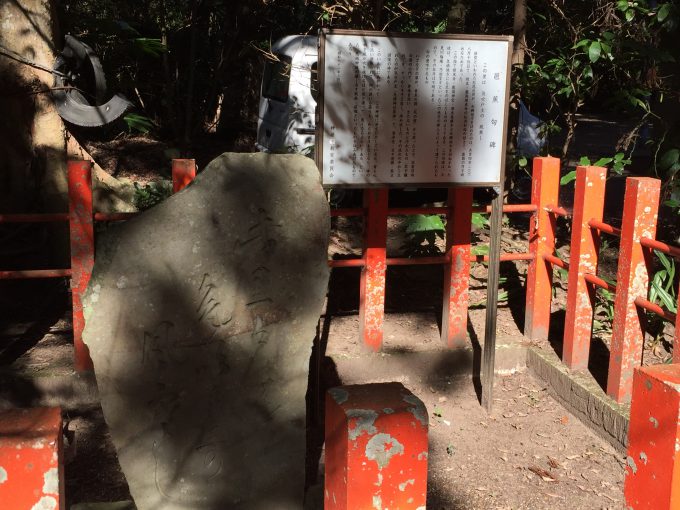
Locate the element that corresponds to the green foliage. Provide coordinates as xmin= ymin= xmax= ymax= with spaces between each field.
xmin=560 ymin=153 xmax=632 ymax=185
xmin=659 ymin=147 xmax=680 ymax=214
xmin=131 ymin=38 xmax=167 ymax=57
xmin=649 ymin=251 xmax=678 ymax=313
xmin=133 ymin=180 xmax=172 ymax=210
xmin=403 ymin=214 xmax=445 ymax=256
xmin=471 ymin=212 xmax=489 ymax=230
xmin=124 ymin=113 xmax=155 ymax=134
xmin=471 ymin=244 xmax=489 ymax=257
xmin=516 ymin=0 xmax=678 ymax=164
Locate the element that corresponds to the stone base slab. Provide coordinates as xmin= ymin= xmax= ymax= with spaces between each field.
xmin=526 ymin=347 xmax=629 ymax=452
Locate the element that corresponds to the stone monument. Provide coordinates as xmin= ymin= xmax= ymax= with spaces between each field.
xmin=82 ymin=153 xmax=330 ymax=509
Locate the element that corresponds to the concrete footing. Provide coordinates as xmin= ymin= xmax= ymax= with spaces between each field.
xmin=526 ymin=347 xmax=629 ymax=452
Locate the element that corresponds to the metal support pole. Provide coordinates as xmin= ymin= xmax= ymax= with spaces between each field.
xmin=482 ymin=186 xmax=503 ymax=413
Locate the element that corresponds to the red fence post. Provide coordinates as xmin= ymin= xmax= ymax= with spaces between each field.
xmin=524 ymin=156 xmax=561 ymax=340
xmin=0 ymin=407 xmax=64 ymax=510
xmin=359 ymin=189 xmax=388 ymax=351
xmin=68 ymin=160 xmax=95 ymax=372
xmin=675 ymin=289 xmax=680 ymax=363
xmin=172 ymin=158 xmax=196 ymax=192
xmin=325 ymin=383 xmax=428 ymax=510
xmin=624 ymin=364 xmax=680 ymax=509
xmin=441 ymin=187 xmax=473 ymax=348
xmin=562 ymin=166 xmax=607 ymax=369
xmin=607 ymin=177 xmax=661 ymax=402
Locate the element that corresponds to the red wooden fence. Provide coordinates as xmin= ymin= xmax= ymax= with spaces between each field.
xmin=523 ymin=158 xmax=679 ymax=404
xmin=0 ymin=159 xmax=196 ymax=371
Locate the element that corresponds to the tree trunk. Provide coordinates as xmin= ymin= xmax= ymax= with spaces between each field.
xmin=0 ymin=0 xmax=136 ymax=262
xmin=512 ymin=0 xmax=527 ymax=65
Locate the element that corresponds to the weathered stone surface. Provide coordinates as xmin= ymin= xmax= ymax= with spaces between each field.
xmin=82 ymin=153 xmax=329 ymax=509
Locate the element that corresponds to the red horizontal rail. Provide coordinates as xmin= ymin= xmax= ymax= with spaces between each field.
xmin=387 ymin=256 xmax=448 ymax=266
xmin=543 ymin=253 xmax=569 ymax=270
xmin=329 ymin=251 xmax=534 ymax=268
xmin=0 ymin=269 xmax=72 ymax=279
xmin=545 ymin=204 xmax=570 ymax=217
xmin=329 ymin=258 xmax=365 ymax=268
xmin=584 ymin=273 xmax=617 ymax=293
xmin=640 ymin=237 xmax=680 ymax=260
xmin=474 ymin=252 xmax=535 ymax=263
xmin=331 ymin=204 xmax=537 ymax=218
xmin=94 ymin=212 xmax=139 ymax=222
xmin=634 ymin=297 xmax=677 ymax=323
xmin=0 ymin=213 xmax=69 ymax=223
xmin=588 ymin=218 xmax=622 ymax=237
xmin=472 ymin=204 xmax=538 ymax=214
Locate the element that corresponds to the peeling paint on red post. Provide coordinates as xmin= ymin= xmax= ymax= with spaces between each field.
xmin=0 ymin=407 xmax=64 ymax=510
xmin=607 ymin=177 xmax=660 ymax=403
xmin=524 ymin=157 xmax=560 ymax=341
xmin=325 ymin=383 xmax=428 ymax=510
xmin=624 ymin=365 xmax=680 ymax=509
xmin=68 ymin=160 xmax=95 ymax=372
xmin=674 ymin=289 xmax=680 ymax=364
xmin=359 ymin=189 xmax=389 ymax=351
xmin=172 ymin=159 xmax=196 ymax=193
xmin=563 ymin=166 xmax=607 ymax=370
xmin=441 ymin=187 xmax=473 ymax=348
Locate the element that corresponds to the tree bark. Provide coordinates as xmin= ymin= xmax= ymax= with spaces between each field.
xmin=512 ymin=0 xmax=527 ymax=65
xmin=0 ymin=0 xmax=136 ymax=222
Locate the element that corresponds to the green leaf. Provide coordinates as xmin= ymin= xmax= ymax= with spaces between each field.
xmin=124 ymin=113 xmax=155 ymax=133
xmin=594 ymin=157 xmax=614 ymax=166
xmin=651 ymin=280 xmax=677 ymax=311
xmin=583 ymin=65 xmax=594 ymax=80
xmin=602 ymin=31 xmax=616 ymax=41
xmin=588 ymin=41 xmax=602 ymax=63
xmin=405 ymin=214 xmax=445 ymax=234
xmin=579 ymin=156 xmax=592 ymax=165
xmin=668 ymin=162 xmax=680 ymax=177
xmin=617 ymin=0 xmax=629 ymax=10
xmin=626 ymin=8 xmax=635 ymax=21
xmin=658 ymin=3 xmax=671 ymax=22
xmin=659 ymin=149 xmax=680 ymax=170
xmin=560 ymin=170 xmax=577 ymax=185
xmin=518 ymin=156 xmax=528 ymax=167
xmin=472 ymin=244 xmax=489 ymax=256
xmin=471 ymin=213 xmax=489 ymax=229
xmin=573 ymin=39 xmax=590 ymax=49
xmin=656 ymin=251 xmax=674 ymax=274
xmin=131 ymin=38 xmax=167 ymax=57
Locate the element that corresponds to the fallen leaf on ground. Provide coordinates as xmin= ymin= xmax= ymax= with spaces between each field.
xmin=547 ymin=457 xmax=561 ymax=469
xmin=528 ymin=465 xmax=557 ymax=482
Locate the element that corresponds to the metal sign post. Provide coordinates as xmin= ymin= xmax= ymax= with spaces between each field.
xmin=317 ymin=29 xmax=513 ymax=412
xmin=481 ymin=187 xmax=503 ymax=412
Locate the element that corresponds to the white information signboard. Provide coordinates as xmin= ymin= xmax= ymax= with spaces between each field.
xmin=318 ymin=30 xmax=512 ymax=186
